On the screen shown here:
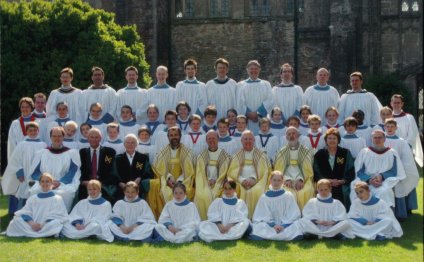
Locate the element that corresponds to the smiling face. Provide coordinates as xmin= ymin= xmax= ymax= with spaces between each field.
xmin=60 ymin=72 xmax=73 ymax=86
xmin=88 ymin=130 xmax=102 ymax=148
xmin=309 ymin=120 xmax=320 ymax=132
xmin=215 ymin=63 xmax=229 ymax=79
xmin=218 ymin=122 xmax=229 ymax=136
xmin=121 ymin=107 xmax=133 ymax=121
xmin=147 ymin=107 xmax=159 ymax=121
xmin=165 ymin=114 xmax=177 ymax=127
xmin=241 ymin=132 xmax=255 ymax=151
xmin=138 ymin=130 xmax=150 ymax=142
xmin=300 ymin=110 xmax=310 ymax=122
xmin=168 ymin=128 xmax=181 ymax=148
xmin=236 ymin=118 xmax=247 ymax=131
xmin=350 ymin=75 xmax=363 ymax=90
xmin=206 ymin=132 xmax=219 ymax=151
xmin=26 ymin=127 xmax=39 ymax=139
xmin=260 ymin=122 xmax=270 ymax=134
xmin=280 ymin=67 xmax=293 ymax=82
xmin=326 ymin=110 xmax=338 ymax=125
xmin=345 ymin=124 xmax=357 ymax=134
xmin=56 ymin=104 xmax=68 ymax=118
xmin=380 ymin=109 xmax=392 ymax=122
xmin=227 ymin=111 xmax=237 ymax=125
xmin=156 ymin=68 xmax=168 ymax=84
xmin=50 ymin=128 xmax=64 ymax=148
xmin=205 ymin=115 xmax=217 ymax=126
xmin=107 ymin=127 xmax=119 ymax=140
xmin=34 ymin=97 xmax=46 ymax=112
xmin=20 ymin=101 xmax=33 ymax=117
xmin=271 ymin=110 xmax=282 ymax=122
xmin=270 ymin=174 xmax=284 ymax=190
xmin=189 ymin=119 xmax=201 ymax=132
xmin=223 ymin=182 xmax=236 ymax=198
xmin=124 ymin=186 xmax=138 ymax=201
xmin=390 ymin=97 xmax=404 ymax=112
xmin=125 ymin=69 xmax=138 ymax=85
xmin=87 ymin=184 xmax=101 ymax=198
xmin=124 ymin=137 xmax=138 ymax=155
xmin=90 ymin=105 xmax=102 ymax=120
xmin=173 ymin=186 xmax=186 ymax=202
xmin=91 ymin=69 xmax=104 ymax=87
xmin=247 ymin=64 xmax=260 ymax=80
xmin=325 ymin=134 xmax=339 ymax=149
xmin=185 ymin=65 xmax=197 ymax=79
xmin=40 ymin=175 xmax=53 ymax=192
xmin=316 ymin=70 xmax=329 ymax=85
xmin=177 ymin=105 xmax=189 ymax=120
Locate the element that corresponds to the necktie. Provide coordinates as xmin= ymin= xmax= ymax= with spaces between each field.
xmin=92 ymin=149 xmax=97 ymax=179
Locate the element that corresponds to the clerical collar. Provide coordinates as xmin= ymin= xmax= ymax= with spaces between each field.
xmin=361 ymin=195 xmax=380 ymax=205
xmin=184 ymin=78 xmax=199 ymax=84
xmin=48 ymin=146 xmax=70 ymax=154
xmin=289 ymin=143 xmax=300 ymax=150
xmin=38 ymin=191 xmax=55 ymax=198
xmin=174 ymin=197 xmax=190 ymax=206
xmin=213 ymin=77 xmax=229 ymax=84
xmin=246 ymin=78 xmax=261 ymax=83
xmin=368 ymin=146 xmax=390 ymax=154
xmin=313 ymin=83 xmax=330 ymax=91
xmin=265 ymin=189 xmax=285 ymax=197
xmin=317 ymin=193 xmax=333 ymax=203
xmin=124 ymin=197 xmax=141 ymax=203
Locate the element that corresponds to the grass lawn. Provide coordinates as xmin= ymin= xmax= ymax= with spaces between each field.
xmin=0 ymin=178 xmax=422 ymax=262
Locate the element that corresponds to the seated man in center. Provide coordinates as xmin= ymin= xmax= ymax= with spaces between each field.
xmin=227 ymin=130 xmax=271 ymax=219
xmin=151 ymin=126 xmax=195 ymax=218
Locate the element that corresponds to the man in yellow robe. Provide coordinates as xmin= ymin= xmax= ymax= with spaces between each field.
xmin=227 ymin=131 xmax=271 ymax=219
xmin=149 ymin=126 xmax=195 ymax=218
xmin=194 ymin=130 xmax=231 ymax=220
xmin=274 ymin=126 xmax=315 ymax=209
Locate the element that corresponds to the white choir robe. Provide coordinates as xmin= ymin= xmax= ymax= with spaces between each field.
xmin=176 ymin=79 xmax=207 ymax=116
xmin=237 ymin=78 xmax=274 ymax=135
xmin=146 ymin=84 xmax=177 ymax=122
xmin=62 ymin=196 xmax=114 ymax=242
xmin=302 ymin=131 xmax=326 ymax=154
xmin=103 ymin=138 xmax=125 ymax=155
xmin=2 ymin=138 xmax=47 ymax=199
xmin=351 ymin=147 xmax=406 ymax=207
xmin=182 ymin=132 xmax=207 ymax=160
xmin=348 ymin=196 xmax=403 ymax=240
xmin=85 ymin=118 xmax=107 ymax=140
xmin=272 ymin=83 xmax=304 ymax=120
xmin=6 ymin=191 xmax=68 ymax=238
xmin=384 ymin=135 xmax=419 ymax=198
xmin=299 ymin=121 xmax=309 ymax=136
xmin=338 ymin=90 xmax=382 ymax=126
xmin=46 ymin=87 xmax=83 ymax=123
xmin=118 ymin=120 xmax=140 ymax=141
xmin=147 ymin=122 xmax=165 ymax=145
xmin=298 ymin=195 xmax=354 ymax=238
xmin=29 ymin=148 xmax=81 ymax=212
xmin=63 ymin=138 xmax=79 ymax=150
xmin=218 ymin=135 xmax=238 ymax=156
xmin=340 ymin=133 xmax=367 ymax=159
xmin=205 ymin=78 xmax=238 ymax=120
xmin=250 ymin=190 xmax=303 ymax=240
xmin=81 ymin=85 xmax=117 ymax=123
xmin=78 ymin=137 xmax=90 ymax=150
xmin=255 ymin=133 xmax=279 ymax=166
xmin=7 ymin=116 xmax=41 ymax=160
xmin=155 ymin=199 xmax=201 ymax=243
xmin=117 ymin=86 xmax=148 ymax=124
xmin=107 ymin=198 xmax=157 ymax=241
xmin=393 ymin=112 xmax=423 ymax=167
xmin=303 ymin=84 xmax=340 ymax=122
xmin=137 ymin=142 xmax=156 ymax=164
xmin=270 ymin=120 xmax=286 ymax=138
xmin=355 ymin=125 xmax=373 ymax=146
xmin=154 ymin=129 xmax=171 ymax=155
xmin=198 ymin=196 xmax=250 ymax=242
xmin=177 ymin=117 xmax=191 ymax=135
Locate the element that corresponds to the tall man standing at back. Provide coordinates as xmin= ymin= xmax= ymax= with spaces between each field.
xmin=338 ymin=72 xmax=382 ymax=126
xmin=206 ymin=58 xmax=238 ymax=120
xmin=176 ymin=59 xmax=207 ymax=117
xmin=303 ymin=68 xmax=340 ymax=122
xmin=81 ymin=67 xmax=117 ymax=124
xmin=237 ymin=60 xmax=274 ymax=135
xmin=117 ymin=66 xmax=148 ymax=124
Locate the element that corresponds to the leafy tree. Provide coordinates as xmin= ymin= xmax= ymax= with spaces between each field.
xmin=1 ymin=0 xmax=151 ymax=169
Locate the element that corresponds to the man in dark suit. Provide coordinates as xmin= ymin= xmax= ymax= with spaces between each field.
xmin=115 ymin=134 xmax=153 ymax=199
xmin=79 ymin=128 xmax=119 ymax=204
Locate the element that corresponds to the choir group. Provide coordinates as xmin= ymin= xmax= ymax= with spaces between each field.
xmin=1 ymin=58 xmax=422 ymax=243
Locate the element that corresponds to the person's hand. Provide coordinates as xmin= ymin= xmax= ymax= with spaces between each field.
xmin=274 ymin=224 xmax=284 ymax=233
xmin=75 ymin=224 xmax=86 ymax=230
xmin=217 ymin=223 xmax=227 ymax=234
xmin=294 ymin=180 xmax=304 ymax=191
xmin=18 ymin=176 xmax=25 ymax=183
xmin=370 ymin=175 xmax=382 ymax=188
xmin=208 ymin=179 xmax=216 ymax=188
xmin=284 ymin=180 xmax=293 ymax=189
xmin=134 ymin=177 xmax=141 ymax=185
xmin=119 ymin=182 xmax=126 ymax=189
xmin=29 ymin=221 xmax=42 ymax=232
xmin=241 ymin=180 xmax=250 ymax=189
xmin=366 ymin=221 xmax=375 ymax=225
xmin=167 ymin=177 xmax=176 ymax=188
xmin=167 ymin=225 xmax=180 ymax=234
xmin=52 ymin=180 xmax=60 ymax=189
xmin=247 ymin=178 xmax=256 ymax=188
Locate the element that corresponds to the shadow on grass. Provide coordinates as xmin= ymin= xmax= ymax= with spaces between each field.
xmin=201 ymin=240 xmax=238 ymax=250
xmin=242 ymin=238 xmax=273 ymax=249
xmin=323 ymin=238 xmax=365 ymax=249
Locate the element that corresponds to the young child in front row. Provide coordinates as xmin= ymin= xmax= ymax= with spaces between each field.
xmin=298 ymin=179 xmax=354 ymax=239
xmin=62 ymin=180 xmax=114 ymax=242
xmin=107 ymin=181 xmax=156 ymax=241
xmin=155 ymin=182 xmax=201 ymax=243
xmin=348 ymin=182 xmax=403 ymax=240
xmin=6 ymin=173 xmax=68 ymax=238
xmin=250 ymin=171 xmax=303 ymax=241
xmin=198 ymin=179 xmax=250 ymax=243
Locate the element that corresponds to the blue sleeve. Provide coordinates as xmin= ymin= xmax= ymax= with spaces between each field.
xmin=45 ymin=219 xmax=53 ymax=223
xmin=60 ymin=160 xmax=78 ymax=184
xmin=195 ymin=108 xmax=203 ymax=118
xmin=136 ymin=222 xmax=143 ymax=225
xmin=31 ymin=162 xmax=42 ymax=181
xmin=111 ymin=217 xmax=123 ymax=226
xmin=351 ymin=218 xmax=368 ymax=225
xmin=374 ymin=219 xmax=382 ymax=223
xmin=257 ymin=104 xmax=267 ymax=117
xmin=282 ymin=223 xmax=292 ymax=228
xmin=71 ymin=219 xmax=84 ymax=226
xmin=380 ymin=156 xmax=397 ymax=180
xmin=294 ymin=110 xmax=300 ymax=117
xmin=311 ymin=219 xmax=318 ymax=225
xmin=163 ymin=222 xmax=173 ymax=227
xmin=267 ymin=222 xmax=276 ymax=227
xmin=16 ymin=169 xmax=25 ymax=179
xmin=22 ymin=214 xmax=33 ymax=222
xmin=357 ymin=163 xmax=371 ymax=182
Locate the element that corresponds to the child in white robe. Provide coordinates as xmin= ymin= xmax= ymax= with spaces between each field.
xmin=144 ymin=104 xmax=163 ymax=144
xmin=302 ymin=114 xmax=326 ymax=154
xmin=107 ymin=182 xmax=156 ymax=241
xmin=176 ymin=101 xmax=191 ymax=135
xmin=181 ymin=114 xmax=207 ymax=159
xmin=254 ymin=117 xmax=279 ymax=166
xmin=155 ymin=182 xmax=200 ymax=243
xmin=63 ymin=121 xmax=79 ymax=150
xmin=62 ymin=180 xmax=114 ymax=242
xmin=340 ymin=117 xmax=367 ymax=159
xmin=269 ymin=107 xmax=286 ymax=138
xmin=298 ymin=105 xmax=311 ymax=136
xmin=2 ymin=122 xmax=46 ymax=210
xmin=77 ymin=123 xmax=91 ymax=149
xmin=250 ymin=171 xmax=303 ymax=241
xmin=348 ymin=182 xmax=403 ymax=240
xmin=227 ymin=109 xmax=238 ymax=136
xmin=298 ymin=179 xmax=354 ymax=239
xmin=198 ymin=180 xmax=250 ymax=242
xmin=6 ymin=173 xmax=68 ymax=238
xmin=321 ymin=106 xmax=341 ymax=132
xmin=118 ymin=105 xmax=140 ymax=141
xmin=85 ymin=103 xmax=107 ymax=139
xmin=44 ymin=102 xmax=72 ymax=144
xmin=103 ymin=123 xmax=125 ymax=154
xmin=137 ymin=126 xmax=156 ymax=164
